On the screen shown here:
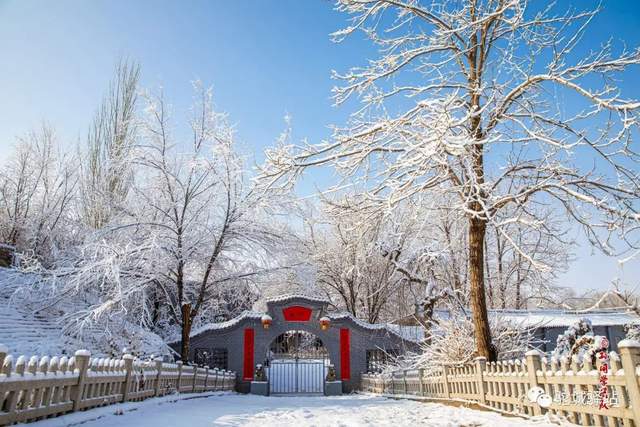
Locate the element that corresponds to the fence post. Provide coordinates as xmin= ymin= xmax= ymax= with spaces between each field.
xmin=0 ymin=344 xmax=6 ymax=369
xmin=176 ymin=361 xmax=183 ymax=393
xmin=204 ymin=366 xmax=209 ymax=391
xmin=72 ymin=350 xmax=90 ymax=411
xmin=525 ymin=350 xmax=542 ymax=416
xmin=403 ymin=370 xmax=408 ymax=395
xmin=474 ymin=357 xmax=487 ymax=404
xmin=192 ymin=366 xmax=198 ymax=392
xmin=441 ymin=365 xmax=451 ymax=399
xmin=154 ymin=358 xmax=163 ymax=396
xmin=619 ymin=340 xmax=640 ymax=425
xmin=121 ymin=354 xmax=134 ymax=402
xmin=418 ymin=368 xmax=425 ymax=396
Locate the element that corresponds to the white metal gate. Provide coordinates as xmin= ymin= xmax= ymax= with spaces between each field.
xmin=266 ymin=330 xmax=329 ymax=395
xmin=268 ymin=359 xmax=325 ymax=394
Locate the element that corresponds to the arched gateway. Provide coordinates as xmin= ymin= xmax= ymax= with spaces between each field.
xmin=170 ymin=294 xmax=420 ymax=394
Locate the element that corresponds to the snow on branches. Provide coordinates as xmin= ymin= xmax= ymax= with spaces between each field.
xmin=387 ymin=310 xmax=536 ymax=374
xmin=7 ymin=81 xmax=293 ymax=360
xmin=258 ymin=0 xmax=640 ymax=360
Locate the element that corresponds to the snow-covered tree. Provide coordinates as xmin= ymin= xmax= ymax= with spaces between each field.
xmin=15 ymin=83 xmax=291 ymax=361
xmin=305 ymin=199 xmax=426 ymax=322
xmin=484 ymin=207 xmax=571 ymax=309
xmin=79 ymin=59 xmax=140 ymax=229
xmin=0 ymin=125 xmax=77 ymax=266
xmin=259 ymin=0 xmax=640 ymax=360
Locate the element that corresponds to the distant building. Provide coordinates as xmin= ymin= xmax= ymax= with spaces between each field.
xmin=492 ymin=308 xmax=639 ymax=353
xmin=394 ymin=307 xmax=640 ymax=353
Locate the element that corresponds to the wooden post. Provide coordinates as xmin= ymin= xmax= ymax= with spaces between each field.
xmin=418 ymin=368 xmax=425 ymax=396
xmin=121 ymin=354 xmax=134 ymax=402
xmin=475 ymin=357 xmax=487 ymax=404
xmin=204 ymin=366 xmax=209 ymax=391
xmin=403 ymin=370 xmax=408 ymax=395
xmin=619 ymin=340 xmax=640 ymax=426
xmin=442 ymin=365 xmax=451 ymax=399
xmin=525 ymin=350 xmax=542 ymax=416
xmin=154 ymin=358 xmax=163 ymax=396
xmin=72 ymin=350 xmax=90 ymax=411
xmin=176 ymin=361 xmax=183 ymax=393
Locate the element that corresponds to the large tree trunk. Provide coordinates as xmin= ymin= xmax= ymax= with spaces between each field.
xmin=180 ymin=303 xmax=192 ymax=362
xmin=468 ymin=217 xmax=497 ymax=361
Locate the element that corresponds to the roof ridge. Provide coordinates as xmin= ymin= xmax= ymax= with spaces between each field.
xmin=265 ymin=293 xmax=331 ymax=304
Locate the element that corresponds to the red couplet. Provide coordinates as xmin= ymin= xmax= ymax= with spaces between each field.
xmin=282 ymin=305 xmax=312 ymax=321
xmin=340 ymin=328 xmax=351 ymax=380
xmin=243 ymin=328 xmax=254 ymax=380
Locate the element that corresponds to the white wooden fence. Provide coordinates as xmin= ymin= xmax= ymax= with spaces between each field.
xmin=361 ymin=340 xmax=640 ymax=426
xmin=0 ymin=346 xmax=235 ymax=425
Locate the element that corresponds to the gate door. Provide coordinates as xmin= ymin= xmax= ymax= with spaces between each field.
xmin=267 ymin=330 xmax=328 ymax=395
xmin=269 ymin=359 xmax=325 ymax=394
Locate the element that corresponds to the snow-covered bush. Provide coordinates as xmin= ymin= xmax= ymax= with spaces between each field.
xmin=625 ymin=323 xmax=640 ymax=341
xmin=386 ymin=311 xmax=535 ymax=373
xmin=552 ymin=318 xmax=609 ymax=365
xmin=552 ymin=318 xmax=594 ymax=359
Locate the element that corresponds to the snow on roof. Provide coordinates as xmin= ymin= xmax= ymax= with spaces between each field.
xmin=384 ymin=324 xmax=425 ymax=343
xmin=265 ymin=293 xmax=331 ymax=305
xmin=183 ymin=308 xmax=423 ymax=344
xmin=489 ymin=308 xmax=640 ymax=328
xmin=328 ymin=311 xmax=422 ymax=343
xmin=430 ymin=308 xmax=640 ymax=329
xmin=185 ymin=311 xmax=264 ymax=340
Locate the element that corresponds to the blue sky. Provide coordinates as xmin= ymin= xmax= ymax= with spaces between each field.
xmin=0 ymin=0 xmax=639 ymax=294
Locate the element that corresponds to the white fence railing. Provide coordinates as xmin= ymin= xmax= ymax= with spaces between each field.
xmin=361 ymin=340 xmax=640 ymax=426
xmin=0 ymin=346 xmax=235 ymax=425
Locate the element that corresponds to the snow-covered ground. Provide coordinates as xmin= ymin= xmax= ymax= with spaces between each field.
xmin=25 ymin=392 xmax=572 ymax=427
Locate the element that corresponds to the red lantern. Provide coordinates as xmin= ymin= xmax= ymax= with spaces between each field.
xmin=261 ymin=314 xmax=272 ymax=330
xmin=320 ymin=316 xmax=330 ymax=331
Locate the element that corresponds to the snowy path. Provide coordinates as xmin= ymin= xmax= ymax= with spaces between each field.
xmin=27 ymin=392 xmax=570 ymax=427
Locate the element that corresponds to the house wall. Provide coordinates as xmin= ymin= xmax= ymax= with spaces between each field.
xmin=541 ymin=325 xmax=627 ymax=353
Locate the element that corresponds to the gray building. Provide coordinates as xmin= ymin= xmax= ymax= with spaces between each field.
xmin=489 ymin=308 xmax=639 ymax=353
xmin=170 ymin=294 xmax=420 ymax=393
xmin=396 ymin=307 xmax=639 ymax=354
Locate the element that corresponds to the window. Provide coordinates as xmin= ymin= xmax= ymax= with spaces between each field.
xmin=194 ymin=348 xmax=228 ymax=370
xmin=366 ymin=349 xmax=398 ymax=373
